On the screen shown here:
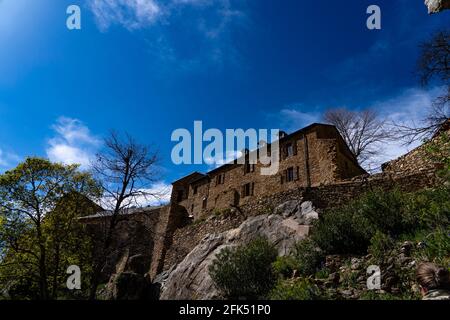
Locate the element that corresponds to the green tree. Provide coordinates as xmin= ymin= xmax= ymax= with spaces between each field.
xmin=0 ymin=158 xmax=100 ymax=300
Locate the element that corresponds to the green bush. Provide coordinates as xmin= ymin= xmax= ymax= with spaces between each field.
xmin=272 ymin=256 xmax=297 ymax=279
xmin=311 ymin=189 xmax=418 ymax=255
xmin=208 ymin=237 xmax=278 ymax=299
xmin=368 ymin=231 xmax=395 ymax=262
xmin=412 ymin=228 xmax=450 ymax=266
xmin=311 ymin=204 xmax=372 ymax=255
xmin=292 ymin=239 xmax=325 ymax=276
xmin=268 ymin=278 xmax=321 ymax=300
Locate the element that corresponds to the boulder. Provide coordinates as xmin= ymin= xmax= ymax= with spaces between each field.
xmin=274 ymin=200 xmax=299 ymax=217
xmin=295 ymin=201 xmax=319 ymax=225
xmin=274 ymin=200 xmax=319 ymax=225
xmin=159 ymin=214 xmax=311 ymax=300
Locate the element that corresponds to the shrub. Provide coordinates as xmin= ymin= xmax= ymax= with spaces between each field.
xmin=311 ymin=204 xmax=372 ymax=255
xmin=368 ymin=231 xmax=395 ymax=262
xmin=312 ymin=188 xmax=417 ymax=255
xmin=292 ymin=239 xmax=325 ymax=276
xmin=268 ymin=278 xmax=321 ymax=300
xmin=406 ymin=187 xmax=450 ymax=231
xmin=208 ymin=237 xmax=278 ymax=299
xmin=272 ymin=256 xmax=297 ymax=279
xmin=412 ymin=228 xmax=450 ymax=266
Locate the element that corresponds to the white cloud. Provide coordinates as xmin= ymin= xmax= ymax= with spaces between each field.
xmin=134 ymin=181 xmax=173 ymax=206
xmin=46 ymin=117 xmax=100 ymax=169
xmin=88 ymin=0 xmax=162 ymax=31
xmin=268 ymin=104 xmax=322 ymax=133
xmin=271 ymin=86 xmax=445 ymax=172
xmin=87 ymin=0 xmax=246 ymax=68
xmin=365 ymin=86 xmax=444 ymax=171
xmin=205 ymin=150 xmax=243 ymax=169
xmin=99 ymin=181 xmax=173 ymax=209
xmin=0 ymin=148 xmax=20 ymax=171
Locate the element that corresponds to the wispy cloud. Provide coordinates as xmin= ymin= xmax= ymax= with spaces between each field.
xmin=87 ymin=0 xmax=247 ymax=69
xmin=0 ymin=148 xmax=20 ymax=172
xmin=46 ymin=117 xmax=101 ymax=169
xmin=270 ymin=86 xmax=445 ymax=172
xmin=87 ymin=0 xmax=162 ymax=31
xmin=267 ymin=104 xmax=322 ymax=133
xmin=205 ymin=150 xmax=243 ymax=169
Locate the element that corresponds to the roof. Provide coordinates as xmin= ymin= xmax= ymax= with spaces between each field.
xmin=171 ymin=171 xmax=206 ymax=185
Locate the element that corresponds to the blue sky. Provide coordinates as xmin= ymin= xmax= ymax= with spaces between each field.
xmin=0 ymin=0 xmax=449 ymax=201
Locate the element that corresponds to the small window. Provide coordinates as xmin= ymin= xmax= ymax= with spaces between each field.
xmin=287 ymin=167 xmax=294 ymax=182
xmin=287 ymin=144 xmax=294 ymax=157
xmin=242 ymin=182 xmax=255 ymax=197
xmin=191 ymin=204 xmax=194 ymax=212
xmin=216 ymin=173 xmax=225 ymax=185
xmin=202 ymin=197 xmax=207 ymax=209
xmin=193 ymin=186 xmax=198 ymax=195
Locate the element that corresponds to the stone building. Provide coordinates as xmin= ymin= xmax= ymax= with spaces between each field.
xmin=171 ymin=123 xmax=366 ymax=220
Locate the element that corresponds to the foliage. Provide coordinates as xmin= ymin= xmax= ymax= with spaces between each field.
xmin=368 ymin=231 xmax=395 ymax=262
xmin=209 ymin=237 xmax=278 ymax=299
xmin=291 ymin=239 xmax=325 ymax=276
xmin=268 ymin=278 xmax=321 ymax=300
xmin=312 ymin=188 xmax=427 ymax=255
xmin=411 ymin=228 xmax=450 ymax=267
xmin=0 ymin=158 xmax=101 ymax=300
xmin=272 ymin=256 xmax=297 ymax=279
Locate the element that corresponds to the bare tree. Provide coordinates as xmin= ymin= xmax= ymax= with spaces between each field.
xmin=324 ymin=108 xmax=393 ymax=167
xmin=88 ymin=132 xmax=162 ymax=299
xmin=394 ymin=30 xmax=450 ymax=144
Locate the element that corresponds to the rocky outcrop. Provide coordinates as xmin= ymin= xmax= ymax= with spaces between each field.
xmin=425 ymin=0 xmax=450 ymax=14
xmin=159 ymin=205 xmax=313 ymax=300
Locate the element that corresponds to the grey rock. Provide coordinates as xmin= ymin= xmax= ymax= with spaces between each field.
xmin=160 ymin=214 xmax=310 ymax=300
xmin=294 ymin=201 xmax=319 ymax=225
xmin=274 ymin=200 xmax=319 ymax=225
xmin=274 ymin=200 xmax=299 ymax=217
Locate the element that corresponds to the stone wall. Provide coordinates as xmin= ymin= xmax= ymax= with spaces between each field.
xmin=382 ymin=127 xmax=450 ymax=174
xmin=81 ymin=207 xmax=162 ymax=282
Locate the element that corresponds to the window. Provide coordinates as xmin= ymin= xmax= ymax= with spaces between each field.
xmin=216 ymin=173 xmax=225 ymax=185
xmin=287 ymin=167 xmax=294 ymax=182
xmin=202 ymin=197 xmax=207 ymax=209
xmin=287 ymin=143 xmax=294 ymax=157
xmin=242 ymin=182 xmax=255 ymax=197
xmin=193 ymin=186 xmax=198 ymax=195
xmin=281 ymin=167 xmax=299 ymax=184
